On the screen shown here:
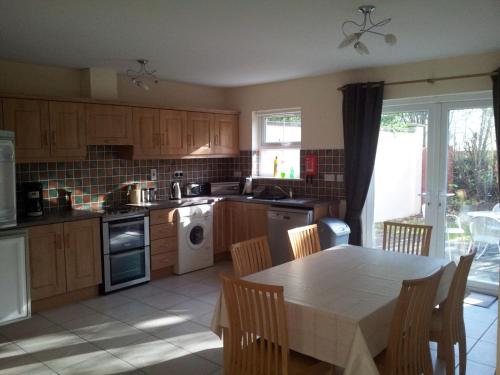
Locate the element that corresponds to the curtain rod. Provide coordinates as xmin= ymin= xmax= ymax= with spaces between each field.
xmin=337 ymin=70 xmax=499 ymax=91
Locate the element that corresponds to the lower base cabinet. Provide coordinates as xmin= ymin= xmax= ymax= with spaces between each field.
xmin=149 ymin=208 xmax=178 ymax=271
xmin=213 ymin=201 xmax=270 ymax=255
xmin=28 ymin=219 xmax=101 ymax=301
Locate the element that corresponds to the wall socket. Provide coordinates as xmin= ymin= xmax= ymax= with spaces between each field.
xmin=150 ymin=169 xmax=157 ymax=181
xmin=323 ymin=174 xmax=335 ymax=182
xmin=173 ymin=170 xmax=184 ymax=179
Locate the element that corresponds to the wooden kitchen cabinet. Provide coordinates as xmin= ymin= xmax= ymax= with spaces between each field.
xmin=2 ymin=98 xmax=51 ymax=159
xmin=214 ymin=114 xmax=239 ymax=155
xmin=186 ymin=112 xmax=214 ymax=155
xmin=244 ymin=203 xmax=269 ymax=239
xmin=149 ymin=208 xmax=178 ymax=272
xmin=160 ymin=110 xmax=188 ymax=155
xmin=213 ymin=202 xmax=226 ymax=254
xmin=132 ymin=107 xmax=161 ymax=158
xmin=28 ymin=224 xmax=67 ymax=301
xmin=86 ymin=104 xmax=133 ymax=145
xmin=49 ymin=102 xmax=87 ymax=159
xmin=64 ymin=219 xmax=102 ymax=292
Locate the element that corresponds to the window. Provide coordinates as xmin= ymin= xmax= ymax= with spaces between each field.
xmin=254 ymin=109 xmax=301 ymax=179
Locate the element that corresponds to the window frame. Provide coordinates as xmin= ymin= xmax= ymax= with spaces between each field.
xmin=257 ymin=108 xmax=302 ymax=150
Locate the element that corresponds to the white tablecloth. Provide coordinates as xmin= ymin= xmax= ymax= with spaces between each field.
xmin=211 ymin=245 xmax=455 ymax=375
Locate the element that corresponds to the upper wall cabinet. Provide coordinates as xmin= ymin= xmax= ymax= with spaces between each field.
xmin=187 ymin=112 xmax=214 ymax=155
xmin=86 ymin=104 xmax=133 ymax=145
xmin=160 ymin=110 xmax=188 ymax=156
xmin=3 ymin=99 xmax=51 ymax=160
xmin=2 ymin=99 xmax=87 ymax=162
xmin=214 ymin=114 xmax=239 ymax=155
xmin=132 ymin=107 xmax=161 ymax=158
xmin=49 ymin=102 xmax=87 ymax=159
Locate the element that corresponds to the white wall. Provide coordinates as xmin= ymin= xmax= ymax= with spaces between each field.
xmin=225 ymin=50 xmax=500 ymax=150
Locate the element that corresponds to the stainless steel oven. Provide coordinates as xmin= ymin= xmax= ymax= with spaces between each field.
xmin=102 ymin=211 xmax=150 ymax=293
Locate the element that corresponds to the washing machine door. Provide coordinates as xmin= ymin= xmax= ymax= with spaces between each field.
xmin=185 ymin=220 xmax=209 ymax=249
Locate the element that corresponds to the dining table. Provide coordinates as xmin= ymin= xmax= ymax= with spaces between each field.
xmin=210 ymin=244 xmax=456 ymax=375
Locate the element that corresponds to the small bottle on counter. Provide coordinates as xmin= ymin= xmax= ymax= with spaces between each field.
xmin=273 ymin=156 xmax=278 ymax=177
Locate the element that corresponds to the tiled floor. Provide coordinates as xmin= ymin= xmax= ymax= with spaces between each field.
xmin=0 ymin=261 xmax=497 ymax=374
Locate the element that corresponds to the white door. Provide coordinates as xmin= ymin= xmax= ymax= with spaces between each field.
xmin=363 ymin=92 xmax=497 ymax=294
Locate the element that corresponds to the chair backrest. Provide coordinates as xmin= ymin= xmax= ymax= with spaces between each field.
xmin=221 ymin=274 xmax=289 ymax=375
xmin=287 ymin=224 xmax=321 ymax=260
xmin=440 ymin=249 xmax=476 ymax=343
xmin=383 ymin=221 xmax=432 ymax=256
xmin=231 ymin=236 xmax=273 ymax=277
xmin=385 ymin=267 xmax=445 ymax=375
xmin=469 ymin=216 xmax=500 ymax=244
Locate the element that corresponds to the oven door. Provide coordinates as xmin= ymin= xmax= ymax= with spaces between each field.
xmin=104 ymin=216 xmax=149 ymax=255
xmin=104 ymin=247 xmax=151 ymax=292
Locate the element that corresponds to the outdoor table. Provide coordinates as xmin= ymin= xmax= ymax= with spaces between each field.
xmin=210 ymin=245 xmax=455 ymax=375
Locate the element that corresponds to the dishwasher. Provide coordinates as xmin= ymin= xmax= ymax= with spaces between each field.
xmin=267 ymin=206 xmax=314 ymax=265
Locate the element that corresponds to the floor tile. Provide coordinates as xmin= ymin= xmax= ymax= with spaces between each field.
xmin=141 ymin=352 xmax=220 ymax=375
xmin=464 ymin=317 xmax=493 ymax=339
xmin=0 ymin=352 xmax=56 ymax=375
xmin=81 ymin=293 xmax=133 ymax=312
xmin=0 ymin=315 xmax=55 ymax=340
xmin=58 ymin=312 xmax=117 ymax=331
xmin=156 ymin=320 xmax=223 ymax=360
xmin=138 ymin=290 xmax=191 ymax=310
xmin=118 ymin=284 xmax=165 ymax=300
xmin=127 ymin=310 xmax=187 ymax=334
xmin=77 ymin=320 xmax=150 ymax=351
xmin=464 ymin=305 xmax=498 ymax=325
xmin=482 ymin=321 xmax=497 ymax=344
xmin=190 ymin=311 xmax=217 ymax=328
xmin=0 ymin=343 xmax=25 ymax=360
xmin=174 ymin=282 xmax=219 ymax=298
xmin=195 ymin=291 xmax=220 ymax=306
xmin=467 ymin=340 xmax=497 ymax=367
xmin=150 ymin=276 xmax=196 ymax=291
xmin=457 ymin=359 xmax=496 ymax=375
xmin=165 ymin=299 xmax=215 ymax=320
xmin=33 ymin=341 xmax=104 ymax=372
xmin=102 ymin=301 xmax=160 ymax=323
xmin=15 ymin=325 xmax=81 ymax=354
xmin=40 ymin=303 xmax=96 ymax=324
xmin=57 ymin=351 xmax=137 ymax=375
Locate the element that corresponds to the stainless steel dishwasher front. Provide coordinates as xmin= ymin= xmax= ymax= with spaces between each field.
xmin=267 ymin=206 xmax=314 ymax=265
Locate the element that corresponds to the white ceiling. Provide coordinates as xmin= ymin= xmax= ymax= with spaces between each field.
xmin=1 ymin=0 xmax=500 ymax=87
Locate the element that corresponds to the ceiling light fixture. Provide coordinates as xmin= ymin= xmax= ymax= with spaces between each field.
xmin=126 ymin=59 xmax=159 ymax=90
xmin=339 ymin=5 xmax=396 ymax=55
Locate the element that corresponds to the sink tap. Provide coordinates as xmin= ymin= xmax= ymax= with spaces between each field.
xmin=274 ymin=185 xmax=292 ymax=199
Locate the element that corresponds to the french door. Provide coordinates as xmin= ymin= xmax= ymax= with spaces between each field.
xmin=363 ymin=92 xmax=497 ymax=294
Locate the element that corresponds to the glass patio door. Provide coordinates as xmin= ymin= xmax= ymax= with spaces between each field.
xmin=441 ymin=101 xmax=497 ymax=294
xmin=363 ymin=92 xmax=497 ymax=294
xmin=363 ymin=104 xmax=440 ymax=252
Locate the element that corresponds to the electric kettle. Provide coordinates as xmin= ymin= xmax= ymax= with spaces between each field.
xmin=170 ymin=182 xmax=182 ymax=200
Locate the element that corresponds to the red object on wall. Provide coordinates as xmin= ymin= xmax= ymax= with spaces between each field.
xmin=304 ymin=154 xmax=318 ymax=176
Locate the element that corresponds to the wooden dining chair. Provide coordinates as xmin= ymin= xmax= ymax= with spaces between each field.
xmin=220 ymin=275 xmax=324 ymax=375
xmin=231 ymin=236 xmax=273 ymax=277
xmin=287 ymin=224 xmax=321 ymax=260
xmin=430 ymin=249 xmax=476 ymax=375
xmin=382 ymin=221 xmax=433 ymax=256
xmin=376 ymin=266 xmax=445 ymax=375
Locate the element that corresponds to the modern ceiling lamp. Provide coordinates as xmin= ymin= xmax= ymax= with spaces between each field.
xmin=126 ymin=59 xmax=159 ymax=90
xmin=339 ymin=5 xmax=397 ymax=55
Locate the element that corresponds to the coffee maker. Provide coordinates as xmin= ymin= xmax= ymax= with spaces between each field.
xmin=23 ymin=182 xmax=43 ymax=217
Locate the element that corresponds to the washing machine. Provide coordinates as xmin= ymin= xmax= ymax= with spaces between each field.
xmin=175 ymin=204 xmax=214 ymax=274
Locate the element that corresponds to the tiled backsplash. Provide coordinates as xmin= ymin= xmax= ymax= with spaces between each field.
xmin=232 ymin=149 xmax=345 ymax=200
xmin=15 ymin=146 xmax=345 ymax=213
xmin=15 ymin=146 xmax=235 ymax=212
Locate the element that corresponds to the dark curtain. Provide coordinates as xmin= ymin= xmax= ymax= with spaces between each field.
xmin=342 ymin=82 xmax=384 ymax=246
xmin=493 ymin=69 xmax=500 ymax=192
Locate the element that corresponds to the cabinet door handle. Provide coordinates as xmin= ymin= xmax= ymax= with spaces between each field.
xmin=51 ymin=130 xmax=56 ymax=146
